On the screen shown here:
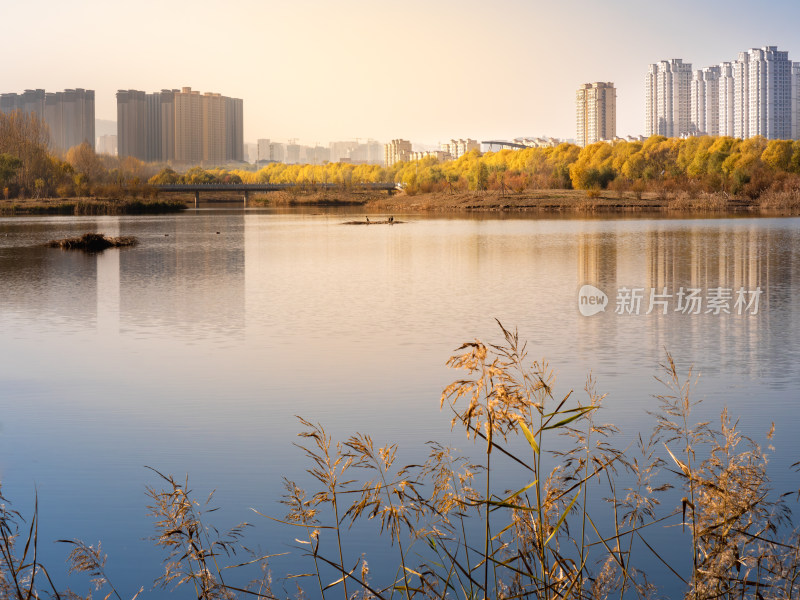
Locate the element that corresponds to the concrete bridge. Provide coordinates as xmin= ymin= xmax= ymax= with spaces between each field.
xmin=154 ymin=182 xmax=396 ymax=205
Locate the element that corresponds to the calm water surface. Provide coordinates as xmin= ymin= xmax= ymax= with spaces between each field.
xmin=1 ymin=208 xmax=799 ymax=597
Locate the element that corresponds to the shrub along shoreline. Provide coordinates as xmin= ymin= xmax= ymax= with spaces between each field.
xmin=3 ymin=188 xmax=797 ymax=216
xmin=0 ymin=197 xmax=187 ymax=215
xmin=364 ymin=188 xmax=794 ymax=212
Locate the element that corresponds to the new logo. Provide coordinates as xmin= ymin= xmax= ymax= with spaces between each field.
xmin=578 ymin=284 xmax=608 ymax=317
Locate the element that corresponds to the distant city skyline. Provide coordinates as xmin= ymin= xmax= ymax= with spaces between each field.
xmin=646 ymin=46 xmax=797 ymax=141
xmin=117 ymin=87 xmax=243 ymax=164
xmin=0 ymin=89 xmax=95 ymax=152
xmin=5 ymin=0 xmax=800 ymax=145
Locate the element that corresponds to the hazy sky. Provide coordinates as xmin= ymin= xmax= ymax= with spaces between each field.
xmin=5 ymin=0 xmax=800 ymax=146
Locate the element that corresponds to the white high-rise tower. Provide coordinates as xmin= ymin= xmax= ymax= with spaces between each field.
xmin=718 ymin=62 xmax=735 ymax=137
xmin=646 ymin=59 xmax=693 ymax=138
xmin=690 ymin=66 xmax=721 ymax=136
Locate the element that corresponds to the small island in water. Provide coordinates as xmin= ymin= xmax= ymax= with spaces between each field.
xmin=46 ymin=232 xmax=138 ymax=251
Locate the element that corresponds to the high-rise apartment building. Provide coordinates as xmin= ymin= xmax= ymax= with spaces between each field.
xmin=58 ymin=89 xmax=95 ymax=152
xmin=159 ymin=90 xmax=176 ymax=163
xmin=117 ymin=86 xmax=243 ymax=164
xmin=286 ymin=142 xmax=301 ymax=164
xmin=269 ymin=142 xmax=285 ymax=163
xmin=719 ymin=62 xmax=735 ymax=137
xmin=576 ymin=82 xmax=616 ymax=147
xmin=116 ymin=89 xmax=147 ymax=160
xmin=0 ymin=88 xmax=95 ymax=152
xmin=646 ymin=59 xmax=693 ymax=137
xmin=257 ymin=138 xmax=271 ymax=162
xmin=328 ymin=140 xmax=384 ymax=164
xmin=225 ymin=97 xmax=244 ymax=162
xmin=682 ymin=46 xmax=796 ymax=140
xmin=384 ymin=139 xmax=412 ymax=166
xmin=690 ymin=67 xmax=720 ymax=136
xmin=201 ymin=92 xmax=226 ymax=164
xmin=302 ymin=145 xmax=329 ymax=164
xmin=330 ymin=141 xmax=359 ymax=163
xmin=245 ymin=143 xmax=258 ymax=164
xmin=742 ymin=46 xmax=792 ymax=140
xmin=349 ymin=140 xmax=383 ymax=164
xmin=1 ymin=89 xmax=46 ymax=119
xmin=96 ymin=134 xmax=118 ymax=156
xmin=145 ymin=93 xmax=162 ymax=162
xmin=733 ymin=52 xmax=750 ymax=138
xmin=793 ymin=63 xmax=800 ymax=140
xmin=173 ymin=87 xmax=203 ymax=163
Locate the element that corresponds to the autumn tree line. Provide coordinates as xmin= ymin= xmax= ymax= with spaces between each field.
xmin=153 ymin=135 xmax=800 ymax=201
xmin=5 ymin=107 xmax=800 ymax=201
xmin=0 ymin=111 xmax=158 ymax=200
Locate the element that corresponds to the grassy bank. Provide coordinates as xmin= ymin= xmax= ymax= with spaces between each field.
xmin=235 ymin=188 xmax=800 ymax=214
xmin=365 ymin=188 xmax=800 ymax=213
xmin=0 ymin=197 xmax=188 ymax=215
xmin=248 ymin=189 xmax=391 ymax=207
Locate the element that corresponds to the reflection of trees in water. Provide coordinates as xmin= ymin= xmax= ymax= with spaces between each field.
xmin=0 ymin=247 xmax=98 ymax=324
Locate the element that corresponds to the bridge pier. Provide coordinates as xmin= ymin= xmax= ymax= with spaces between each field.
xmin=243 ymin=190 xmax=249 ymax=206
xmin=194 ymin=190 xmax=200 ymax=207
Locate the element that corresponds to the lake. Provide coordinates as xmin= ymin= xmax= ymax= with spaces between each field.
xmin=1 ymin=208 xmax=799 ymax=598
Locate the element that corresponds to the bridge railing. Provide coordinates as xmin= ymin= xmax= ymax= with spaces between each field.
xmin=154 ymin=182 xmax=396 ymax=192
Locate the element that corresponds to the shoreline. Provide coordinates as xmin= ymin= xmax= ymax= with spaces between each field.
xmin=0 ymin=197 xmax=187 ymax=215
xmin=365 ymin=189 xmax=785 ymax=213
xmin=3 ymin=189 xmax=799 ymax=216
xmin=255 ymin=188 xmax=800 ymax=215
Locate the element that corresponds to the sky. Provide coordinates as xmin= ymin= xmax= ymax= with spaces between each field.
xmin=5 ymin=0 xmax=800 ymax=146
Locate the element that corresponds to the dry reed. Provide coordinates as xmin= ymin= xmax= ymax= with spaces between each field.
xmin=758 ymin=188 xmax=800 ymax=210
xmin=667 ymin=192 xmax=730 ymax=211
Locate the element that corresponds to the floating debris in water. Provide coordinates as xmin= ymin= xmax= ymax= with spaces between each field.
xmin=342 ymin=217 xmax=403 ymax=225
xmin=46 ymin=233 xmax=138 ymax=252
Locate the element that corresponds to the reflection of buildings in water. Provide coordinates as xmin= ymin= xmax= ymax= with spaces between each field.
xmin=644 ymin=226 xmax=773 ymax=302
xmin=577 ymin=232 xmax=617 ymax=288
xmin=575 ymin=231 xmax=620 ymax=365
xmin=5 ymin=215 xmax=249 ymax=338
xmin=645 ymin=229 xmax=686 ymax=289
xmin=643 ymin=227 xmax=753 ymax=291
xmin=640 ymin=225 xmax=800 ymax=381
xmin=96 ymin=222 xmax=121 ymax=334
xmin=572 ymin=224 xmax=800 ymax=382
xmin=118 ymin=213 xmax=246 ymax=337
